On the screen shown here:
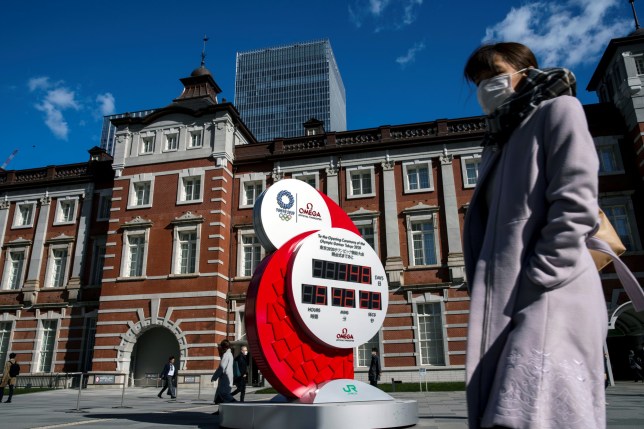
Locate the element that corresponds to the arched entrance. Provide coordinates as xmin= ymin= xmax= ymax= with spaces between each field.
xmin=130 ymin=327 xmax=181 ymax=386
xmin=607 ymin=302 xmax=644 ymax=380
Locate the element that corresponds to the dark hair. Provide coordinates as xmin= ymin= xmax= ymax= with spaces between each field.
xmin=9 ymin=353 xmax=16 ymax=359
xmin=219 ymin=339 xmax=231 ymax=350
xmin=464 ymin=42 xmax=538 ymax=84
xmin=168 ymin=355 xmax=175 ymax=361
xmin=371 ymin=347 xmax=378 ymax=353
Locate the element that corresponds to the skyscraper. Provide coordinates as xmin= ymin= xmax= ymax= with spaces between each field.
xmin=235 ymin=39 xmax=346 ymax=141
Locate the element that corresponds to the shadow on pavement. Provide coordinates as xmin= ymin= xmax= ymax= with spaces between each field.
xmin=87 ymin=411 xmax=220 ymax=429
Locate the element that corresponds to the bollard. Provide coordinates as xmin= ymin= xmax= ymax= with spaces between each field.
xmin=391 ymin=378 xmax=395 ymax=392
xmin=76 ymin=373 xmax=83 ymax=411
xmin=120 ymin=373 xmax=127 ymax=407
xmin=197 ymin=375 xmax=202 ymax=400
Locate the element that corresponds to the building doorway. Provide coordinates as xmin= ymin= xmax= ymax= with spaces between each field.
xmin=130 ymin=327 xmax=180 ymax=386
xmin=607 ymin=303 xmax=644 ymax=380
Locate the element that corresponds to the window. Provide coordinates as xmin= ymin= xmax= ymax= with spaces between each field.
xmin=243 ymin=181 xmax=263 ymax=206
xmin=595 ymin=137 xmax=623 ymax=175
xmin=0 ymin=322 xmax=11 ymax=367
xmin=90 ymin=239 xmax=106 ymax=285
xmin=635 ymin=53 xmax=644 ymax=75
xmin=357 ymin=225 xmax=375 ymax=250
xmin=131 ymin=181 xmax=151 ymax=207
xmin=461 ymin=156 xmax=481 ymax=188
xmin=80 ymin=317 xmax=96 ymax=372
xmin=178 ymin=231 xmax=197 ymax=274
xmin=181 ymin=177 xmax=202 ymax=202
xmin=411 ymin=221 xmax=437 ymax=266
xmin=46 ymin=248 xmax=68 ymax=288
xmin=13 ymin=202 xmax=35 ymax=228
xmin=293 ymin=172 xmax=318 ymax=189
xmin=38 ymin=320 xmax=57 ymax=373
xmin=189 ymin=132 xmax=202 ymax=148
xmin=403 ymin=161 xmax=433 ymax=193
xmin=3 ymin=250 xmax=25 ymax=290
xmin=346 ymin=167 xmax=375 ymax=199
xmin=604 ymin=205 xmax=635 ymax=250
xmin=239 ymin=232 xmax=262 ymax=277
xmin=126 ymin=234 xmax=145 ymax=277
xmin=97 ymin=193 xmax=112 ymax=220
xmin=55 ymin=198 xmax=77 ymax=224
xmin=165 ymin=133 xmax=178 ymax=151
xmin=141 ymin=136 xmax=154 ymax=154
xmin=356 ymin=333 xmax=379 ymax=367
xmin=417 ymin=302 xmax=446 ymax=366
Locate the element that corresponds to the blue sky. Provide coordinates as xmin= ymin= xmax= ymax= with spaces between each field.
xmin=1 ymin=0 xmax=637 ymax=170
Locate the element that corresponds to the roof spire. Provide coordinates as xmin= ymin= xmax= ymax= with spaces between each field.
xmin=201 ymin=34 xmax=209 ymax=67
xmin=630 ymin=0 xmax=641 ymax=30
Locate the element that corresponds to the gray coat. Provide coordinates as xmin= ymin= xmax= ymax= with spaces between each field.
xmin=463 ymin=96 xmax=607 ymax=429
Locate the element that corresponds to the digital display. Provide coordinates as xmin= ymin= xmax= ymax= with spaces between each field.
xmin=312 ymin=259 xmax=371 ymax=285
xmin=331 ymin=287 xmax=356 ymax=308
xmin=359 ymin=291 xmax=382 ymax=310
xmin=301 ymin=284 xmax=327 ymax=305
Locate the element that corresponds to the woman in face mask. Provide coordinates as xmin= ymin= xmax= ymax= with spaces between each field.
xmin=462 ymin=42 xmax=607 ymax=429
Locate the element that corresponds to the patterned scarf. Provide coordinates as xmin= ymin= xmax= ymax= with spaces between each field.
xmin=483 ymin=68 xmax=577 ymax=147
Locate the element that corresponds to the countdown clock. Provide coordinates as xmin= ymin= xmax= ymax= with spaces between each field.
xmin=287 ymin=228 xmax=388 ymax=349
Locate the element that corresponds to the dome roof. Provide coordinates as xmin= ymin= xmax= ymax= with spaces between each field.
xmin=190 ymin=66 xmax=212 ymax=77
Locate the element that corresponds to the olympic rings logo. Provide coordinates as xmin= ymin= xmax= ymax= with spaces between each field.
xmin=277 ymin=190 xmax=295 ymax=209
xmin=279 ymin=213 xmax=292 ymax=221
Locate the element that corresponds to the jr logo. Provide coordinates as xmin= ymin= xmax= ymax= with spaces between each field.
xmin=342 ymin=384 xmax=358 ymax=394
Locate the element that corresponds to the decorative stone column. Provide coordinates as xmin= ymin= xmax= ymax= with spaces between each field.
xmin=23 ymin=195 xmax=52 ymax=305
xmin=381 ymin=156 xmax=404 ymax=286
xmin=439 ymin=148 xmax=465 ymax=284
xmin=325 ymin=158 xmax=339 ymax=203
xmin=66 ymin=189 xmax=93 ymax=302
xmin=0 ymin=198 xmax=9 ymax=248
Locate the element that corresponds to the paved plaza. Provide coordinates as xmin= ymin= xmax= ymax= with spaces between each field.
xmin=1 ymin=382 xmax=642 ymax=428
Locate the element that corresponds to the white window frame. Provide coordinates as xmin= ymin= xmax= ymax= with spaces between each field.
xmin=177 ymin=169 xmax=205 ymax=205
xmin=600 ymin=195 xmax=642 ymax=252
xmin=355 ymin=332 xmax=380 ymax=368
xmin=594 ymin=136 xmax=624 ymax=175
xmin=37 ymin=319 xmax=58 ymax=373
xmin=292 ymin=171 xmax=319 ymax=189
xmin=349 ymin=209 xmax=380 ymax=256
xmin=237 ymin=229 xmax=265 ymax=278
xmin=54 ymin=197 xmax=78 ymax=225
xmin=414 ymin=298 xmax=448 ymax=366
xmin=12 ymin=201 xmax=36 ymax=228
xmin=403 ymin=159 xmax=434 ymax=193
xmin=0 ymin=321 xmax=13 ymax=367
xmin=120 ymin=226 xmax=150 ymax=279
xmin=44 ymin=242 xmax=72 ymax=288
xmin=170 ymin=219 xmax=202 ymax=276
xmin=346 ymin=166 xmax=376 ymax=199
xmin=89 ymin=237 xmax=106 ymax=286
xmin=188 ymin=129 xmax=203 ymax=149
xmin=238 ymin=174 xmax=267 ymax=209
xmin=1 ymin=243 xmax=29 ymax=290
xmin=460 ymin=154 xmax=482 ymax=189
xmin=127 ymin=175 xmax=155 ymax=209
xmin=140 ymin=135 xmax=155 ymax=155
xmin=164 ymin=130 xmax=179 ymax=152
xmin=405 ymin=208 xmax=441 ymax=268
xmin=96 ymin=190 xmax=112 ymax=221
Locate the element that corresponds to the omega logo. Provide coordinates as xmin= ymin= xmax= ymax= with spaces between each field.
xmin=299 ymin=202 xmax=321 ymax=218
xmin=336 ymin=327 xmax=354 ymax=340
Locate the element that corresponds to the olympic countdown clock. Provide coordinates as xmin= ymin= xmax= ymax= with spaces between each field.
xmin=287 ymin=228 xmax=388 ymax=348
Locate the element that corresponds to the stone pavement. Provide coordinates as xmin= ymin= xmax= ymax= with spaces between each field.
xmin=1 ymin=381 xmax=642 ymax=428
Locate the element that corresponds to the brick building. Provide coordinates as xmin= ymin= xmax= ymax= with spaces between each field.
xmin=0 ymin=30 xmax=643 ymax=385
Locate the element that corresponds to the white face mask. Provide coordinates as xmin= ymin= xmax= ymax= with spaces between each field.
xmin=477 ymin=69 xmax=527 ymax=115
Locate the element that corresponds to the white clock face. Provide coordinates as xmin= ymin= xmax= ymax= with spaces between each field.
xmin=287 ymin=228 xmax=388 ymax=349
xmin=253 ymin=179 xmax=332 ymax=251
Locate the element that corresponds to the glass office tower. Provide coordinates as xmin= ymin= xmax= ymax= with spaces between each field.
xmin=235 ymin=39 xmax=346 ymax=142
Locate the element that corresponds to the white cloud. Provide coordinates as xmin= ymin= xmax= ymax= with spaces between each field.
xmin=396 ymin=41 xmax=426 ymax=67
xmin=35 ymin=101 xmax=70 ymax=140
xmin=45 ymin=88 xmax=79 ymax=110
xmin=349 ymin=0 xmax=423 ymax=30
xmin=28 ymin=76 xmax=51 ymax=92
xmin=96 ymin=93 xmax=116 ymax=116
xmin=484 ymin=0 xmax=630 ymax=67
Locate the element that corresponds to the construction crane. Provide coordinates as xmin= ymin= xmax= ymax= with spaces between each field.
xmin=1 ymin=149 xmax=18 ymax=170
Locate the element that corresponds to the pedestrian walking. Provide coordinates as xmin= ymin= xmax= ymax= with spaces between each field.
xmin=368 ymin=347 xmax=381 ymax=387
xmin=628 ymin=350 xmax=643 ymax=383
xmin=0 ymin=353 xmax=19 ymax=403
xmin=231 ymin=345 xmax=249 ymax=402
xmin=157 ymin=356 xmax=177 ymax=399
xmin=211 ymin=339 xmax=236 ymax=414
xmin=462 ymin=42 xmax=607 ymax=428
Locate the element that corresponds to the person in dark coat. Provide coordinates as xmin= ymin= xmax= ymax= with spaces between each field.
xmin=368 ymin=347 xmax=381 ymax=387
xmin=157 ymin=356 xmax=177 ymax=399
xmin=628 ymin=350 xmax=643 ymax=382
xmin=231 ymin=345 xmax=249 ymax=402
